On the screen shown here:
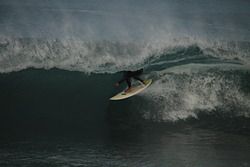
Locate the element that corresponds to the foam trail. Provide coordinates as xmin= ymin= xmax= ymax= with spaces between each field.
xmin=141 ymin=64 xmax=250 ymax=122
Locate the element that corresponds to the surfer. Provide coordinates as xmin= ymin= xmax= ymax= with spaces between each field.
xmin=114 ymin=69 xmax=146 ymax=92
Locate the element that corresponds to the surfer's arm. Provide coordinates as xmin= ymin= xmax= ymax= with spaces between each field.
xmin=115 ymin=71 xmax=129 ymax=86
xmin=118 ymin=78 xmax=126 ymax=85
xmin=114 ymin=78 xmax=125 ymax=86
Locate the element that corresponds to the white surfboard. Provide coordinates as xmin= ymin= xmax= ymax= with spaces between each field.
xmin=110 ymin=79 xmax=152 ymax=100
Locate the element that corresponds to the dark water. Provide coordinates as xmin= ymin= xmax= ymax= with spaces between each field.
xmin=1 ymin=0 xmax=250 ymax=166
xmin=1 ymin=67 xmax=250 ymax=167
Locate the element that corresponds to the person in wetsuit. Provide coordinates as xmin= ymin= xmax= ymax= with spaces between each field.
xmin=114 ymin=69 xmax=145 ymax=92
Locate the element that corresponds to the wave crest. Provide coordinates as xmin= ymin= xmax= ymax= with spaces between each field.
xmin=0 ymin=37 xmax=249 ymax=73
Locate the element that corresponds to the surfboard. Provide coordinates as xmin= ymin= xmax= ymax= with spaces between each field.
xmin=110 ymin=79 xmax=152 ymax=100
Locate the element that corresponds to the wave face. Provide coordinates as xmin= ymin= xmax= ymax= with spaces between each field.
xmin=0 ymin=0 xmax=250 ymax=135
xmin=1 ymin=40 xmax=250 ymax=135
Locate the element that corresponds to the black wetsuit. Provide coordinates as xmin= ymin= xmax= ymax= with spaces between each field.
xmin=118 ymin=69 xmax=144 ymax=88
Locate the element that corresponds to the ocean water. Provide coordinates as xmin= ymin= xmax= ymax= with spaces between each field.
xmin=1 ymin=0 xmax=250 ymax=166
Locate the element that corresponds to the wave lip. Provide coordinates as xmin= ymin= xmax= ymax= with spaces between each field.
xmin=1 ymin=37 xmax=249 ymax=74
xmin=0 ymin=38 xmax=162 ymax=73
